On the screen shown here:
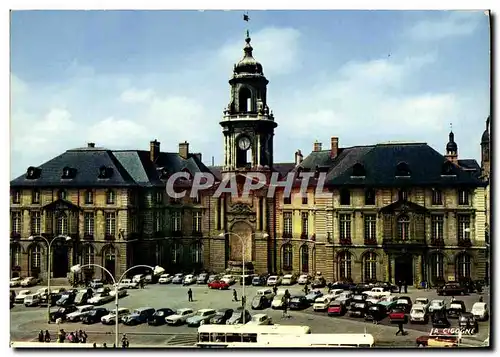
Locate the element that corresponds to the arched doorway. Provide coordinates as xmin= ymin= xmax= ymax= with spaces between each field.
xmin=103 ymin=246 xmax=116 ymax=282
xmin=229 ymin=221 xmax=252 ymax=262
xmin=52 ymin=243 xmax=69 ymax=278
xmin=395 ymin=254 xmax=414 ymax=285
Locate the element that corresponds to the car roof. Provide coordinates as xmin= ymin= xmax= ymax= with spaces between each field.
xmin=177 ymin=308 xmax=192 ymax=312
xmin=472 ymin=302 xmax=486 ymax=307
xmin=135 ymin=307 xmax=155 ymax=311
xmin=198 ymin=309 xmax=216 ymax=313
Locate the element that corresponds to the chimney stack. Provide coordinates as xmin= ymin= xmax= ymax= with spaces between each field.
xmin=179 ymin=141 xmax=189 ymax=159
xmin=150 ymin=140 xmax=160 ymax=162
xmin=313 ymin=141 xmax=322 ymax=152
xmin=330 ymin=137 xmax=339 ymax=159
xmin=87 ymin=142 xmax=95 ymax=148
xmin=295 ymin=150 xmax=303 ymax=166
xmin=193 ymin=153 xmax=202 ymax=162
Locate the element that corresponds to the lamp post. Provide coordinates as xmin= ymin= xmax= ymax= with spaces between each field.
xmin=71 ymin=263 xmax=165 ymax=347
xmin=28 ymin=234 xmax=72 ymax=323
xmin=218 ymin=232 xmax=269 ymax=324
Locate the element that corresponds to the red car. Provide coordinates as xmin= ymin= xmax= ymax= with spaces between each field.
xmin=389 ymin=306 xmax=407 ymax=324
xmin=327 ymin=302 xmax=346 ymax=316
xmin=208 ymin=280 xmax=230 ymax=290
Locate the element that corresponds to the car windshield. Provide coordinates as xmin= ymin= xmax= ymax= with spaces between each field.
xmin=291 ymin=298 xmax=301 ymax=303
xmin=450 ymin=304 xmax=463 ymax=309
xmin=413 ymin=309 xmax=425 ymax=314
xmin=431 ymin=301 xmax=442 ymax=306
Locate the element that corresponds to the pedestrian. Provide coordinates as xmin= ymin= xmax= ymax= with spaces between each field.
xmin=103 ymin=343 xmax=107 ymax=348
xmin=403 ymin=280 xmax=408 ymax=294
xmin=38 ymin=330 xmax=44 ymax=343
xmin=187 ymin=288 xmax=193 ymax=302
xmin=273 ymin=285 xmax=278 ymax=295
xmin=68 ymin=332 xmax=75 ymax=343
xmin=398 ymin=281 xmax=402 ymax=294
xmin=58 ymin=329 xmax=66 ymax=343
xmin=451 ymin=296 xmax=455 ymax=303
xmin=479 ymin=296 xmax=484 ymax=303
xmin=396 ymin=322 xmax=405 ymax=336
xmin=81 ymin=330 xmax=88 ymax=343
xmin=122 ymin=334 xmax=129 ymax=348
xmin=140 ymin=280 xmax=144 ymax=289
xmin=93 ymin=343 xmax=97 ymax=348
xmin=56 ymin=317 xmax=62 ymax=326
xmin=44 ymin=330 xmax=51 ymax=343
xmin=304 ymin=284 xmax=309 ymax=295
xmin=282 ymin=298 xmax=289 ymax=318
xmin=233 ymin=289 xmax=238 ymax=302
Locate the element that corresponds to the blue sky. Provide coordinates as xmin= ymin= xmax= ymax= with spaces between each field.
xmin=10 ymin=10 xmax=490 ymax=177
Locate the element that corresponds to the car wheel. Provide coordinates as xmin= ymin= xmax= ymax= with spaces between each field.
xmin=200 ymin=321 xmax=204 ymax=325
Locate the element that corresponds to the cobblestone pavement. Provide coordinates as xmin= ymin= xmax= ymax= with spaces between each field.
xmin=10 ymin=283 xmax=490 ymax=348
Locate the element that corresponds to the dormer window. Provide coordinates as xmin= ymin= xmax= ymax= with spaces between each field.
xmin=32 ymin=189 xmax=40 ymax=204
xmin=61 ymin=166 xmax=76 ymax=179
xmin=26 ymin=166 xmax=41 ymax=179
xmin=395 ymin=162 xmax=411 ymax=177
xmin=106 ymin=190 xmax=115 ymax=204
xmin=340 ymin=189 xmax=351 ymax=206
xmin=98 ymin=166 xmax=113 ymax=179
xmin=85 ymin=190 xmax=93 ymax=204
xmin=58 ymin=189 xmax=67 ymax=200
xmin=398 ymin=189 xmax=408 ymax=201
xmin=158 ymin=167 xmax=169 ymax=180
xmin=432 ymin=188 xmax=443 ymax=205
xmin=441 ymin=161 xmax=456 ymax=176
xmin=458 ymin=189 xmax=469 ymax=205
xmin=352 ymin=163 xmax=366 ymax=177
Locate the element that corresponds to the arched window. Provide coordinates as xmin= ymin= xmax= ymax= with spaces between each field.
xmin=106 ymin=190 xmax=115 ymax=204
xmin=396 ymin=162 xmax=411 ymax=176
xmin=300 ymin=245 xmax=309 ymax=273
xmin=338 ymin=251 xmax=352 ymax=281
xmin=56 ymin=212 xmax=68 ymax=235
xmin=191 ymin=242 xmax=203 ymax=264
xmin=363 ymin=252 xmax=377 ymax=282
xmin=11 ymin=244 xmax=21 ymax=268
xmin=431 ymin=253 xmax=445 ymax=280
xmin=58 ymin=189 xmax=67 ymax=200
xmin=172 ymin=242 xmax=182 ymax=265
xmin=282 ymin=244 xmax=293 ymax=271
xmin=397 ymin=214 xmax=410 ymax=241
xmin=352 ymin=163 xmax=366 ymax=177
xmin=238 ymin=87 xmax=252 ymax=112
xmin=30 ymin=244 xmax=41 ymax=270
xmin=456 ymin=253 xmax=471 ymax=279
xmin=85 ymin=190 xmax=93 ymax=204
xmin=82 ymin=245 xmax=95 ymax=267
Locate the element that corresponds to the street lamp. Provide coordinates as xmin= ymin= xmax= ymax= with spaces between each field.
xmin=28 ymin=234 xmax=72 ymax=322
xmin=218 ymin=232 xmax=269 ymax=324
xmin=70 ymin=263 xmax=165 ymax=347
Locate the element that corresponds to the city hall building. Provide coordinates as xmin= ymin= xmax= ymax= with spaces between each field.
xmin=10 ymin=33 xmax=490 ymax=286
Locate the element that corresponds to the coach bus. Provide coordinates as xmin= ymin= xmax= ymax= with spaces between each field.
xmin=229 ymin=333 xmax=375 ymax=348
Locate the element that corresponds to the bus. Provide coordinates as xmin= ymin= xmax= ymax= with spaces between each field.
xmin=197 ymin=324 xmax=311 ymax=348
xmin=230 ymin=333 xmax=375 ymax=348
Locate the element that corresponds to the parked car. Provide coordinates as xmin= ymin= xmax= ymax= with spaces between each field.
xmin=365 ymin=304 xmax=387 ymax=322
xmin=10 ymin=277 xmax=22 ymax=287
xmin=375 ymin=281 xmax=399 ymax=293
xmin=311 ymin=276 xmax=326 ymax=289
xmin=89 ymin=292 xmax=114 ymax=305
xmin=389 ymin=306 xmax=407 ymax=324
xmin=207 ymin=274 xmax=219 ymax=284
xmin=410 ymin=306 xmax=429 ymax=324
xmin=73 ymin=289 xmax=92 ymax=306
xmin=471 ymin=302 xmax=489 ymax=321
xmin=313 ymin=296 xmax=331 ymax=311
xmin=327 ymin=289 xmax=344 ymax=300
xmin=266 ymin=275 xmax=281 ymax=286
xmin=221 ymin=275 xmax=236 ymax=285
xmin=166 ymin=308 xmax=196 ymax=326
xmin=183 ymin=274 xmax=196 ymax=285
xmin=90 ymin=279 xmax=103 ymax=289
xmin=414 ymin=297 xmax=430 ymax=312
xmin=144 ymin=274 xmax=153 ymax=284
xmin=20 ymin=277 xmax=38 ymax=287
xmin=210 ymin=308 xmax=234 ymax=325
xmin=297 ymin=274 xmax=310 ymax=285
xmin=327 ymin=301 xmax=347 ymax=316
xmin=246 ymin=313 xmax=273 ymax=325
xmin=56 ymin=292 xmax=76 ymax=307
xmin=349 ymin=302 xmax=370 ymax=318
xmin=132 ymin=274 xmax=145 ymax=284
xmin=350 ymin=294 xmax=368 ymax=309
xmin=447 ymin=300 xmax=466 ymax=319
xmin=208 ymin=280 xmax=230 ymax=290
xmin=352 ymin=284 xmax=372 ymax=294
xmin=458 ymin=313 xmax=479 ymax=333
xmin=256 ymin=288 xmax=274 ymax=301
xmin=186 ymin=309 xmax=217 ymax=327
xmin=119 ymin=279 xmax=138 ymax=289
xmin=281 ymin=274 xmax=297 ymax=286
xmin=148 ymin=308 xmax=176 ymax=326
xmin=239 ymin=275 xmax=254 ymax=285
xmin=437 ymin=283 xmax=466 ymax=296
xmin=336 ymin=292 xmax=354 ymax=307
xmin=158 ymin=274 xmax=173 ymax=284
xmin=305 ymin=290 xmax=323 ymax=303
xmin=66 ymin=305 xmax=95 ymax=322
xmin=24 ymin=293 xmax=41 ymax=307
xmin=288 ymin=295 xmax=309 ymax=310
xmin=364 ymin=287 xmax=390 ymax=299
xmin=96 ymin=287 xmax=111 ymax=295
xmin=196 ymin=273 xmax=209 ymax=284
xmin=123 ymin=307 xmax=156 ymax=326
xmin=49 ymin=305 xmax=78 ymax=322
xmin=252 ymin=275 xmax=267 ymax=286
xmin=251 ymin=295 xmax=271 ymax=310
xmin=15 ymin=290 xmax=32 ymax=304
xmin=172 ymin=274 xmax=184 ymax=284
xmin=396 ymin=296 xmax=413 ymax=308
xmin=226 ymin=308 xmax=251 ymax=324
xmin=432 ymin=310 xmax=451 ymax=328
xmin=271 ymin=293 xmax=286 ymax=309
xmin=81 ymin=307 xmax=109 ymax=324
xmin=101 ymin=308 xmax=130 ymax=325
xmin=428 ymin=299 xmax=446 ymax=313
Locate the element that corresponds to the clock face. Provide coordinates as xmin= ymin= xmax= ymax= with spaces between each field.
xmin=238 ymin=136 xmax=251 ymax=151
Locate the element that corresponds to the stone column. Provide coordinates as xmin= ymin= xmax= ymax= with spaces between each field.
xmin=262 ymin=201 xmax=267 ymax=231
xmin=390 ymin=255 xmax=395 ymax=284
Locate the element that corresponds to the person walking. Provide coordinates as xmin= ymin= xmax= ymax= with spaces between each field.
xmin=284 ymin=289 xmax=291 ymax=301
xmin=233 ymin=289 xmax=238 ymax=302
xmin=44 ymin=330 xmax=51 ymax=343
xmin=479 ymin=296 xmax=484 ymax=303
xmin=304 ymin=284 xmax=309 ymax=295
xmin=38 ymin=330 xmax=44 ymax=343
xmin=282 ymin=298 xmax=289 ymax=318
xmin=273 ymin=285 xmax=278 ymax=295
xmin=397 ymin=281 xmax=402 ymax=294
xmin=395 ymin=322 xmax=405 ymax=336
xmin=403 ymin=280 xmax=408 ymax=294
xmin=122 ymin=334 xmax=129 ymax=348
xmin=188 ymin=288 xmax=193 ymax=302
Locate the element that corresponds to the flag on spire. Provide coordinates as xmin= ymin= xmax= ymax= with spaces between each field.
xmin=243 ymin=12 xmax=249 ymax=22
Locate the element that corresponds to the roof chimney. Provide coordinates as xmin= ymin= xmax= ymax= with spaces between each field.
xmin=150 ymin=140 xmax=160 ymax=162
xmin=330 ymin=137 xmax=339 ymax=159
xmin=179 ymin=141 xmax=189 ymax=159
xmin=313 ymin=141 xmax=322 ymax=152
xmin=87 ymin=142 xmax=95 ymax=148
xmin=295 ymin=150 xmax=303 ymax=166
xmin=194 ymin=153 xmax=202 ymax=162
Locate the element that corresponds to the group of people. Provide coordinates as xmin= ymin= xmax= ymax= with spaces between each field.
xmin=38 ymin=329 xmax=88 ymax=343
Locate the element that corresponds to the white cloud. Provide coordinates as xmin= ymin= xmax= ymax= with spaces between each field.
xmin=86 ymin=116 xmax=150 ymax=147
xmin=407 ymin=11 xmax=483 ymax=41
xmin=120 ymin=88 xmax=155 ymax=103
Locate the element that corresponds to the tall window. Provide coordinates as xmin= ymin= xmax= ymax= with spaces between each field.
xmin=363 ymin=252 xmax=377 ymax=281
xmin=432 ymin=189 xmax=443 ymax=205
xmin=340 ymin=189 xmax=350 ymax=205
xmin=82 ymin=245 xmax=95 ymax=266
xmin=458 ymin=189 xmax=469 ymax=205
xmin=171 ymin=242 xmax=182 ymax=264
xmin=338 ymin=251 xmax=352 ymax=280
xmin=283 ymin=212 xmax=292 ymax=236
xmin=457 ymin=215 xmax=471 ymax=240
xmin=32 ymin=189 xmax=40 ymax=204
xmin=30 ymin=244 xmax=41 ymax=269
xmin=153 ymin=212 xmax=162 ymax=232
xmin=431 ymin=215 xmax=444 ymax=240
xmin=398 ymin=189 xmax=408 ymax=201
xmin=192 ymin=211 xmax=202 ymax=233
xmin=431 ymin=253 xmax=444 ymax=279
xmin=30 ymin=211 xmax=41 ymax=235
xmin=191 ymin=242 xmax=202 ymax=264
xmin=301 ymin=212 xmax=309 ymax=236
xmin=106 ymin=190 xmax=115 ymax=204
xmin=58 ymin=189 xmax=67 ymax=200
xmin=456 ymin=254 xmax=471 ymax=279
xmin=365 ymin=189 xmax=375 ymax=205
xmin=282 ymin=244 xmax=293 ymax=270
xmin=85 ymin=190 xmax=93 ymax=204
xmin=172 ymin=212 xmax=182 ymax=232
xmin=11 ymin=244 xmax=21 ymax=267
xmin=302 ymin=196 xmax=308 ymax=205
xmin=364 ymin=214 xmax=376 ymax=241
xmin=105 ymin=212 xmax=116 ymax=236
xmin=11 ymin=211 xmax=21 ymax=234
xmin=155 ymin=191 xmax=163 ymax=204
xmin=84 ymin=212 xmax=95 ymax=236
xmin=56 ymin=212 xmax=68 ymax=235
xmin=339 ymin=214 xmax=351 ymax=240
xmin=397 ymin=214 xmax=410 ymax=241
xmin=300 ymin=245 xmax=309 ymax=273
xmin=12 ymin=189 xmax=21 ymax=204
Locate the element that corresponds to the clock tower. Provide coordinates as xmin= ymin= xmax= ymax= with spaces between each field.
xmin=221 ymin=31 xmax=277 ymax=172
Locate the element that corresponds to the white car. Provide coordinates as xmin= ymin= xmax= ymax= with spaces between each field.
xmin=246 ymin=313 xmax=273 ymax=325
xmin=186 ymin=309 xmax=217 ymax=327
xmin=20 ymin=277 xmax=37 ymax=287
xmin=267 ymin=275 xmax=282 ymax=286
xmin=297 ymin=274 xmax=310 ymax=285
xmin=89 ymin=292 xmax=114 ymax=305
xmin=101 ymin=308 xmax=130 ymax=325
xmin=119 ymin=279 xmax=138 ymax=289
xmin=414 ymin=297 xmax=430 ymax=311
xmin=365 ymin=287 xmax=390 ymax=299
xmin=132 ymin=274 xmax=144 ymax=283
xmin=327 ymin=289 xmax=344 ymax=300
xmin=10 ymin=277 xmax=22 ymax=287
xmin=183 ymin=274 xmax=196 ymax=285
xmin=366 ymin=295 xmax=382 ymax=305
xmin=281 ymin=274 xmax=296 ymax=285
xmin=66 ymin=305 xmax=94 ymax=322
xmin=24 ymin=293 xmax=41 ymax=307
xmin=256 ymin=288 xmax=275 ymax=301
xmin=172 ymin=273 xmax=184 ymax=284
xmin=313 ymin=296 xmax=331 ymax=311
xmin=158 ymin=274 xmax=173 ymax=284
xmin=271 ymin=293 xmax=286 ymax=309
xmin=428 ymin=299 xmax=446 ymax=313
xmin=15 ymin=290 xmax=31 ymax=304
xmin=410 ymin=306 xmax=428 ymax=323
xmin=221 ymin=275 xmax=235 ymax=285
xmin=471 ymin=302 xmax=489 ymax=321
xmin=166 ymin=308 xmax=195 ymax=326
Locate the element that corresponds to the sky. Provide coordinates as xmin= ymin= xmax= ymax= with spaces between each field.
xmin=10 ymin=10 xmax=490 ymax=178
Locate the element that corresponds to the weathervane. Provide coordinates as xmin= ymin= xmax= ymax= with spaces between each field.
xmin=243 ymin=11 xmax=250 ymax=38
